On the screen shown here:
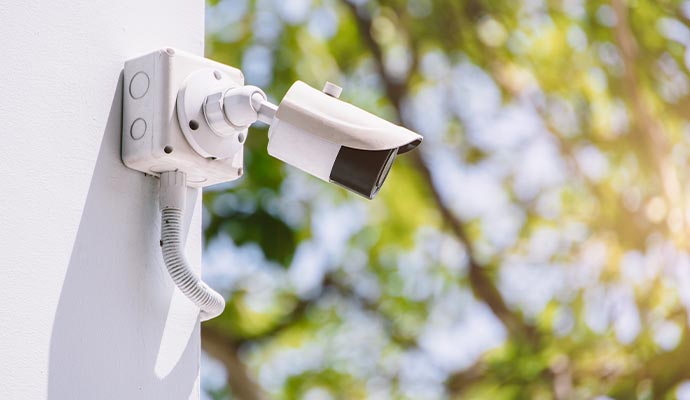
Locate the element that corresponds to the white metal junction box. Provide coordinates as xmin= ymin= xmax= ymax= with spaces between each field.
xmin=122 ymin=48 xmax=245 ymax=187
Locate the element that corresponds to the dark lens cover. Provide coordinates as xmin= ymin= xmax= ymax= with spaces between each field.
xmin=329 ymin=146 xmax=398 ymax=199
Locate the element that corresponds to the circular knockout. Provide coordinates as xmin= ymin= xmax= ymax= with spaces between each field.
xmin=129 ymin=71 xmax=150 ymax=99
xmin=130 ymin=118 xmax=147 ymax=140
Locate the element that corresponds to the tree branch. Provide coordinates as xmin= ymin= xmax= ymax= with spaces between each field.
xmin=341 ymin=0 xmax=540 ymax=347
xmin=201 ymin=325 xmax=268 ymax=400
xmin=611 ymin=0 xmax=687 ymax=241
xmin=341 ymin=3 xmax=549 ymax=396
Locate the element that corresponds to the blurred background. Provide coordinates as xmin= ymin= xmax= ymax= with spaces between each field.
xmin=199 ymin=0 xmax=690 ymax=398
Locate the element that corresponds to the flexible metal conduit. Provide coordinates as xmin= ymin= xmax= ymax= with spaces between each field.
xmin=159 ymin=171 xmax=225 ymax=321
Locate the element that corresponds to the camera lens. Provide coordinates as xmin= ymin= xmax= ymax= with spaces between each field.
xmin=329 ymin=146 xmax=398 ymax=199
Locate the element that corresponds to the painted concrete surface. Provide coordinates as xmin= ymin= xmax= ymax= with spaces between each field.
xmin=0 ymin=1 xmax=205 ymax=398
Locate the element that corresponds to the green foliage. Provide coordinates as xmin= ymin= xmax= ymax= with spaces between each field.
xmin=201 ymin=0 xmax=690 ymax=399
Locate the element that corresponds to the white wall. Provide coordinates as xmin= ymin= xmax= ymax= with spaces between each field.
xmin=0 ymin=1 xmax=206 ymax=398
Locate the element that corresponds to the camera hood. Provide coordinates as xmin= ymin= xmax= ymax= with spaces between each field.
xmin=273 ymin=81 xmax=422 ymax=154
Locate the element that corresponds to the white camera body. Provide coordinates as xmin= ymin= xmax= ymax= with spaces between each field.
xmin=267 ymin=81 xmax=422 ymax=198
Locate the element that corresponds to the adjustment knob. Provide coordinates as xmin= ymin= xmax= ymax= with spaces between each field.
xmin=322 ymin=82 xmax=342 ymax=98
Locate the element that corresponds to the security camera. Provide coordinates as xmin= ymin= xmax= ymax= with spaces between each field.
xmin=121 ymin=49 xmax=423 ymax=321
xmin=177 ymin=77 xmax=423 ymax=199
xmin=265 ymin=81 xmax=422 ymax=199
xmin=122 ymin=49 xmax=422 ymax=198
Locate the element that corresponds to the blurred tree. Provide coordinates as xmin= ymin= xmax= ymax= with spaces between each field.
xmin=201 ymin=0 xmax=690 ymax=399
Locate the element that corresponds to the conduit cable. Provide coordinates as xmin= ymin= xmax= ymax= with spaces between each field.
xmin=159 ymin=171 xmax=225 ymax=321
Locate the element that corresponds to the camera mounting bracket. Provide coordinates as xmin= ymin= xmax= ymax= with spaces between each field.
xmin=121 ymin=48 xmax=245 ymax=187
xmin=176 ymin=68 xmax=246 ymax=160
